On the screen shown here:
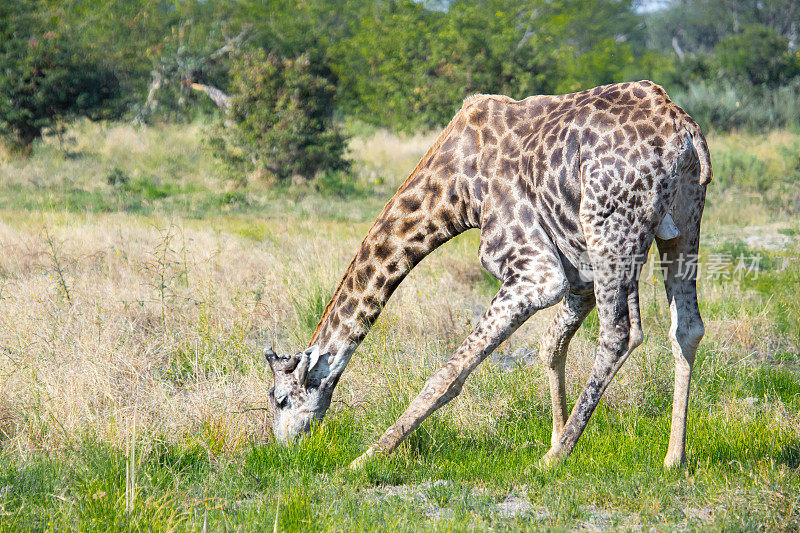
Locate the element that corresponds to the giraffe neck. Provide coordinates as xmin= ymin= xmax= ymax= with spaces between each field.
xmin=307 ymin=134 xmax=480 ymax=380
xmin=303 ymin=98 xmax=483 ymax=384
xmin=310 ymin=187 xmax=471 ymax=363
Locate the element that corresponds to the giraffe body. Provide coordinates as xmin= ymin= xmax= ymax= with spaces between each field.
xmin=267 ymin=80 xmax=711 ymax=468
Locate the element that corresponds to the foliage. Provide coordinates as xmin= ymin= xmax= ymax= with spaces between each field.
xmin=329 ymin=0 xmax=646 ymax=131
xmin=715 ymin=24 xmax=799 ymax=86
xmin=132 ymin=5 xmax=247 ymax=124
xmin=208 ymin=49 xmax=350 ymax=182
xmin=3 ymin=0 xmax=800 ymax=149
xmin=672 ymin=80 xmax=800 ymax=132
xmin=26 ymin=0 xmax=245 ymax=120
xmin=0 ymin=4 xmax=119 ymax=148
xmin=644 ymin=0 xmax=800 ymax=55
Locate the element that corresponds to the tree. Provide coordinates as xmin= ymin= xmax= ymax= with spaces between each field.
xmin=134 ymin=22 xmax=249 ymax=125
xmin=644 ymin=0 xmax=800 ymax=55
xmin=209 ymin=50 xmax=350 ymax=182
xmin=716 ymin=24 xmax=798 ymax=86
xmin=0 ymin=3 xmax=119 ymax=149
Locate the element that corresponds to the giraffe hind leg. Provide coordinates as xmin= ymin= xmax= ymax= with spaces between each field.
xmin=538 ymin=288 xmax=596 ymax=447
xmin=541 ymin=276 xmax=645 ymax=467
xmin=659 ymin=163 xmax=706 ymax=468
xmin=661 ymin=273 xmax=703 ymax=468
xmin=658 ymin=216 xmax=704 ymax=467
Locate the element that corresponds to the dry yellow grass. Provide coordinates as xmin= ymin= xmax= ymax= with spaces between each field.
xmin=0 ymin=215 xmax=785 ymax=457
xmin=0 ymin=123 xmax=797 ymax=460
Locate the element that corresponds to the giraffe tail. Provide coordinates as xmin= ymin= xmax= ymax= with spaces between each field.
xmin=683 ymin=125 xmax=713 ymax=186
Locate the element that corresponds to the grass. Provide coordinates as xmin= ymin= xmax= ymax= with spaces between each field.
xmin=0 ymin=120 xmax=434 ymax=223
xmin=0 ymin=400 xmax=797 ymax=530
xmin=0 ymin=121 xmax=798 ymax=530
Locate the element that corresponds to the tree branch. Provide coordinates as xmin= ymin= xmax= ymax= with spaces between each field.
xmin=671 ymin=36 xmax=685 ymax=62
xmin=133 ymin=69 xmax=164 ymax=125
xmin=205 ymin=27 xmax=251 ymax=62
xmin=190 ymin=83 xmax=231 ymax=110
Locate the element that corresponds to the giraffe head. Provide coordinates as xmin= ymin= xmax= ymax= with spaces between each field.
xmin=265 ymin=345 xmax=335 ymax=443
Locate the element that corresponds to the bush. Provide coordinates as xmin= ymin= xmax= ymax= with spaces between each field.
xmin=105 ymin=167 xmax=130 ymax=188
xmin=715 ymin=25 xmax=799 ymax=87
xmin=209 ymin=49 xmax=350 ymax=182
xmin=672 ymin=81 xmax=800 ymax=132
xmin=0 ymin=28 xmax=119 ymax=149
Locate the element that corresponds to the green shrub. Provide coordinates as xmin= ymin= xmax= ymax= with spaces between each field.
xmin=715 ymin=25 xmax=799 ymax=87
xmin=105 ymin=167 xmax=130 ymax=188
xmin=0 ymin=12 xmax=119 ymax=149
xmin=209 ymin=49 xmax=350 ymax=183
xmin=313 ymin=170 xmax=362 ymax=198
xmin=673 ymin=81 xmax=800 ymax=132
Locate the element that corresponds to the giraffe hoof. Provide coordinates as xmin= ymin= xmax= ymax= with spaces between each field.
xmin=349 ymin=446 xmax=377 ymax=471
xmin=663 ymin=453 xmax=686 ymax=469
xmin=538 ymin=448 xmax=562 ymax=469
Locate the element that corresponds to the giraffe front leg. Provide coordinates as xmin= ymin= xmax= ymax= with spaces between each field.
xmin=538 ymin=288 xmax=596 ymax=448
xmin=351 ymin=251 xmax=568 ymax=469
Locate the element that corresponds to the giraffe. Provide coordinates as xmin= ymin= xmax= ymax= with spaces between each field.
xmin=266 ymin=80 xmax=712 ymax=469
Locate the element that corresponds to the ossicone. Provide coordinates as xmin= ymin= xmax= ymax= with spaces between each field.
xmin=264 ymin=345 xmax=301 ymax=374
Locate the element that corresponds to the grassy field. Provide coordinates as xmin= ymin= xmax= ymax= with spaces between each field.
xmin=0 ymin=120 xmax=799 ymax=531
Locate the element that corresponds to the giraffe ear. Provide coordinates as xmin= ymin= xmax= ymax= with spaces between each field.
xmin=295 ymin=346 xmax=328 ymax=387
xmin=308 ymin=345 xmax=323 ymax=372
xmin=294 ymin=350 xmax=311 ymax=384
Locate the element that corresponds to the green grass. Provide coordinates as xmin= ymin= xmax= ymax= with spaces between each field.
xmin=695 ymin=352 xmax=800 ymax=410
xmin=1 ymin=375 xmax=798 ymax=531
xmin=744 ymin=265 xmax=800 ymax=341
xmin=2 ymin=335 xmax=798 ymax=530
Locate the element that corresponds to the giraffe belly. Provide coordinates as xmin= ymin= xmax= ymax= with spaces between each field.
xmin=536 ymin=207 xmax=588 ymax=282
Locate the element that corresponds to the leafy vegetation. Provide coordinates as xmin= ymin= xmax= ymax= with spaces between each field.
xmin=3 ymin=1 xmax=800 ymax=164
xmin=0 ymin=3 xmax=119 ymax=149
xmin=208 ymin=50 xmax=350 ymax=183
xmin=715 ymin=24 xmax=800 ymax=86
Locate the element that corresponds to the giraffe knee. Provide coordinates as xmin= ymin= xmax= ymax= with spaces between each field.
xmin=671 ymin=322 xmax=704 ymax=347
xmin=598 ymin=323 xmax=631 ymax=358
xmin=628 ymin=323 xmax=643 ymax=354
xmin=670 ymin=317 xmax=704 ymax=367
xmin=538 ymin=340 xmax=563 ymax=369
xmin=441 ymin=377 xmax=465 ymax=403
xmin=676 ymin=317 xmax=704 ymax=344
xmin=432 ymin=363 xmax=468 ymax=405
xmin=521 ymin=276 xmax=568 ymax=311
xmin=628 ymin=311 xmax=644 ymax=355
xmin=539 ymin=321 xmax=570 ymax=368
